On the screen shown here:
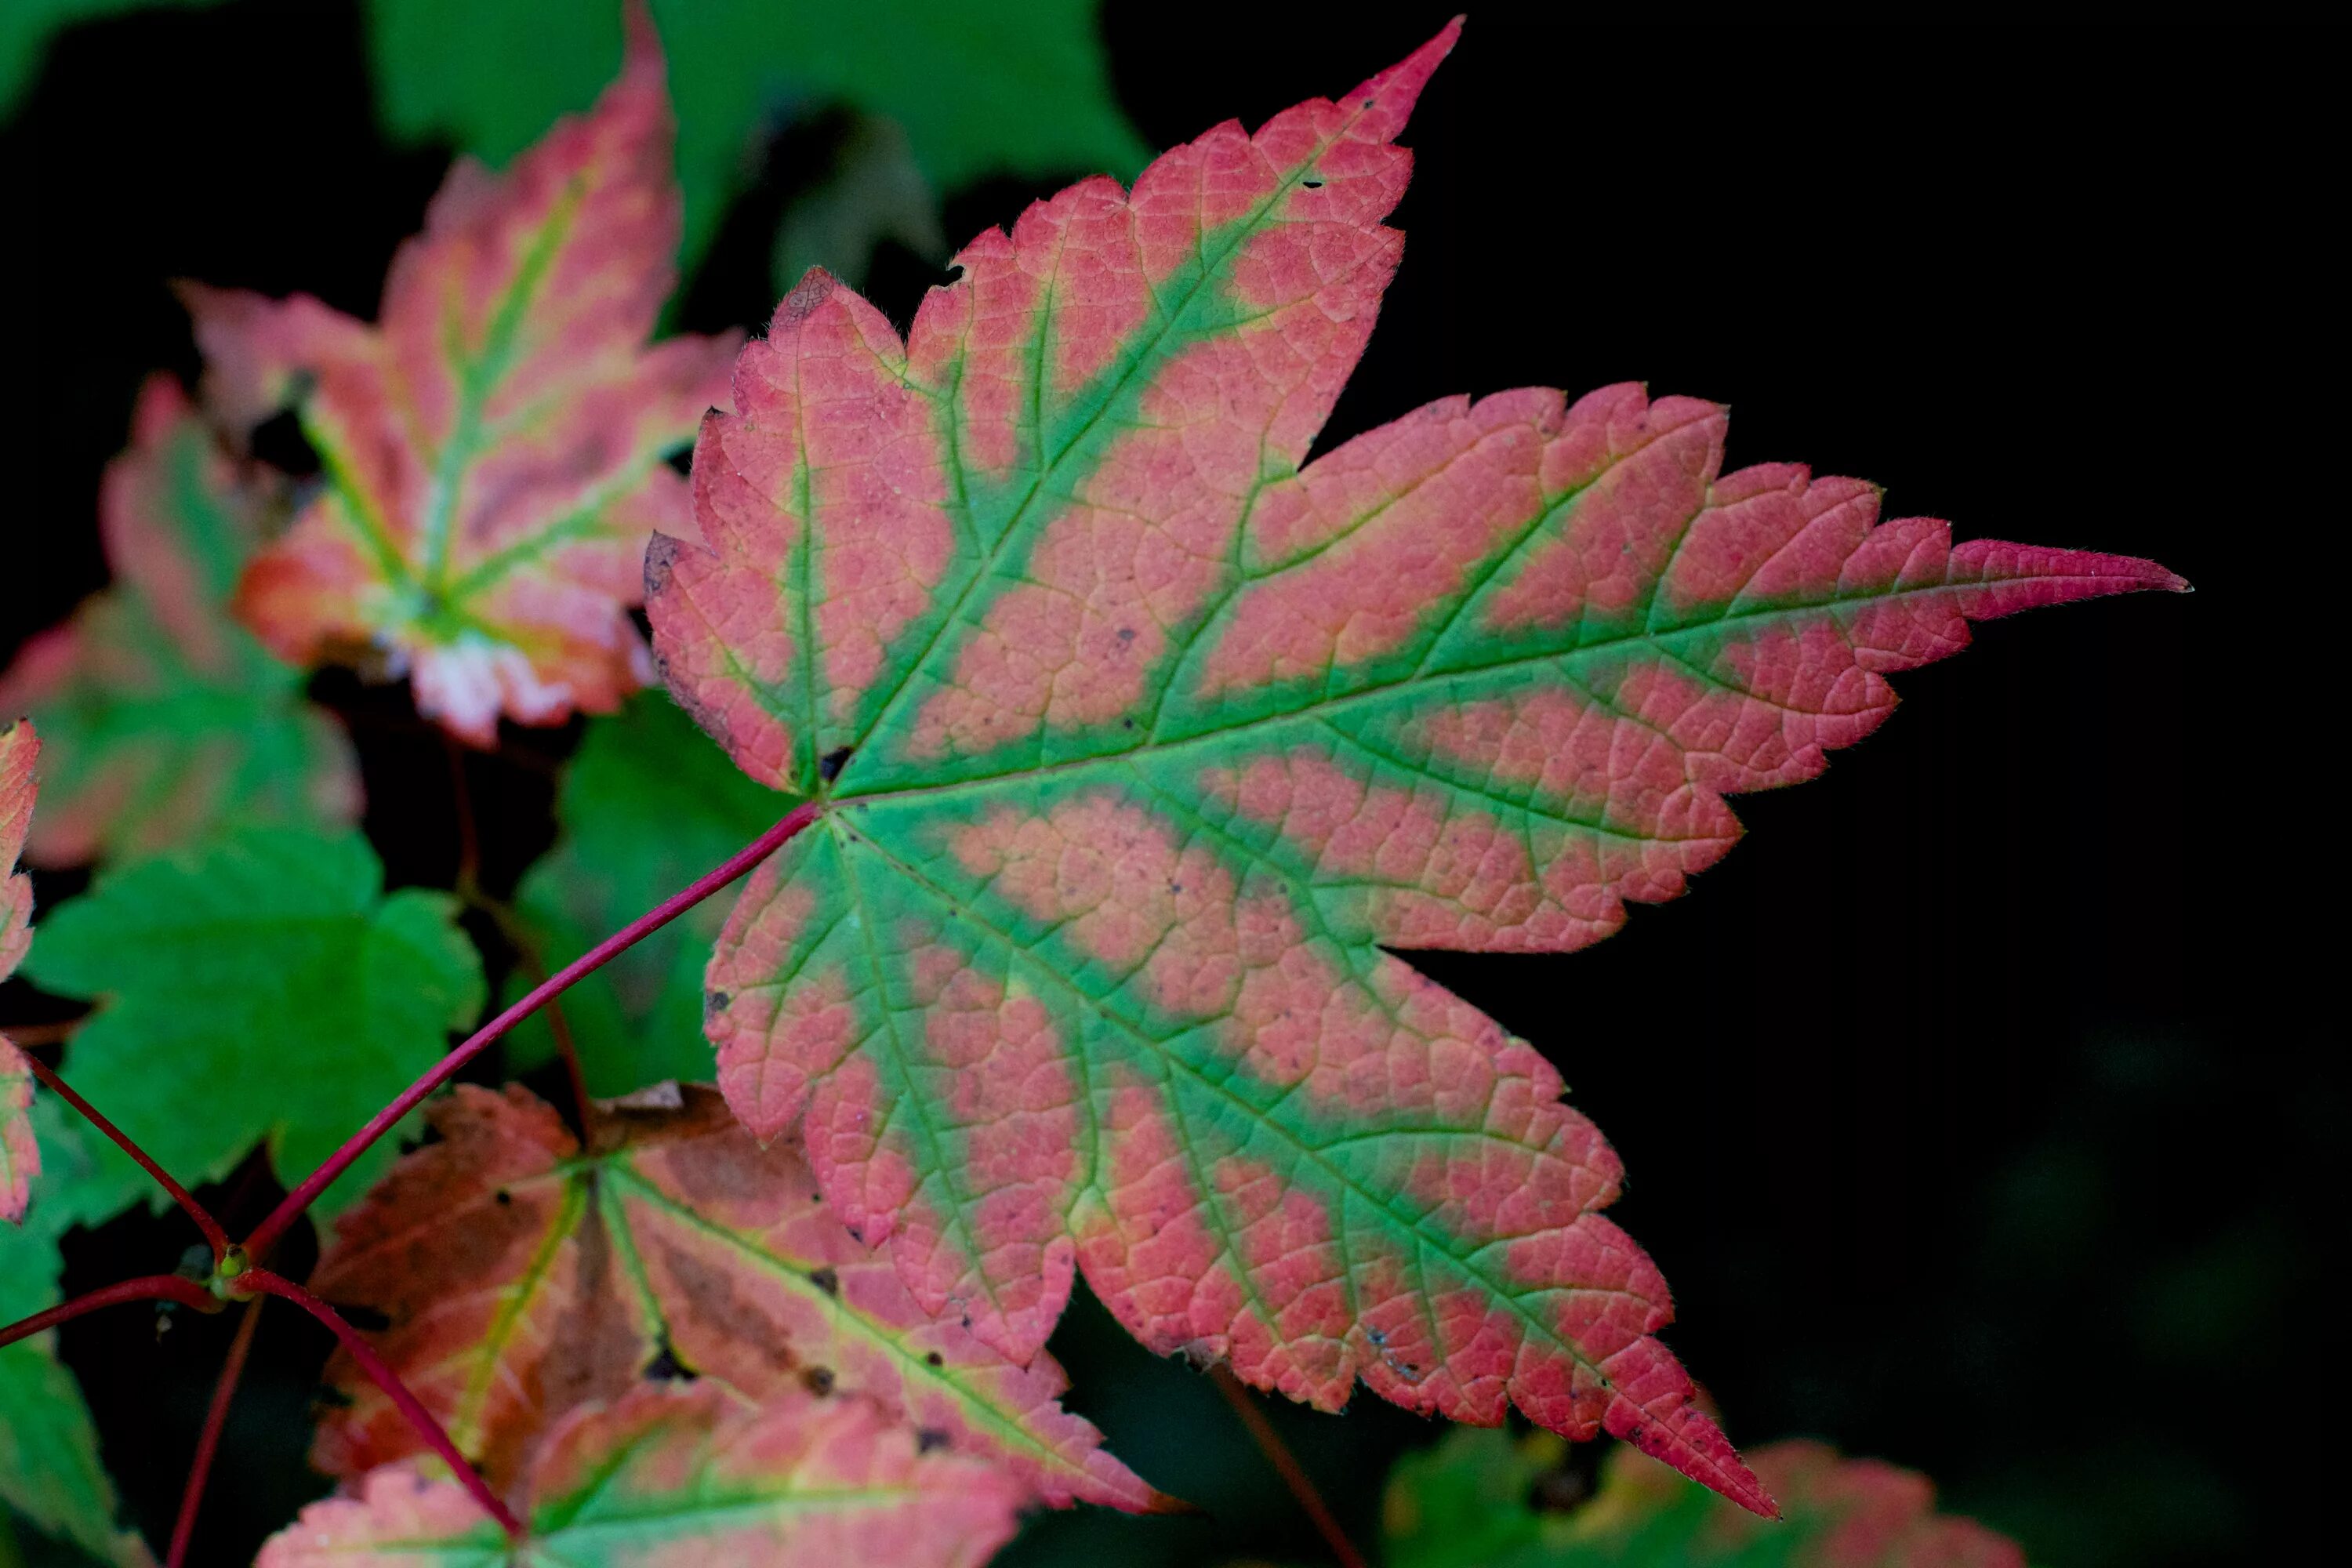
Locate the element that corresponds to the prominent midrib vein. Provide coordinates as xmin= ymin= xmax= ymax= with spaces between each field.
xmin=418 ymin=183 xmax=584 ymax=592
xmin=837 ymin=573 xmax=2004 ymax=809
xmin=835 ymin=829 xmax=1653 ymax=1388
xmin=604 ymin=1167 xmax=1100 ymax=1480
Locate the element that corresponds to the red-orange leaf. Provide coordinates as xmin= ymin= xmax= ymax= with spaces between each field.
xmin=185 ymin=9 xmax=735 ymax=745
xmin=308 ymin=1081 xmax=1164 ymax=1512
xmin=643 ymin=21 xmax=2184 ymax=1519
xmin=0 ymin=720 xmax=37 ymax=1221
xmin=259 ymin=1383 xmax=1022 ymax=1567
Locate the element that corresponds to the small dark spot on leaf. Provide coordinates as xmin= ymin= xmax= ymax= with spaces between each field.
xmin=494 ymin=1189 xmax=512 ymax=1206
xmin=808 ymin=1266 xmax=840 ymax=1298
xmin=925 ymin=1351 xmax=945 ymax=1367
xmin=1116 ymin=626 xmax=1136 ymax=643
xmin=819 ymin=746 xmax=854 ymax=782
xmin=1301 ymin=178 xmax=1323 ymax=189
xmin=916 ymin=1428 xmax=952 ymax=1453
xmin=1122 ymin=717 xmax=1135 ymax=729
xmin=1366 ymin=1326 xmax=1386 ymax=1347
xmin=704 ymin=989 xmax=731 ymax=1019
xmin=643 ymin=1338 xmax=698 ymax=1382
xmin=1362 ymin=96 xmax=1377 ymax=108
xmin=802 ymin=1365 xmax=837 ymax=1396
xmin=1168 ymin=881 xmax=1182 ymax=895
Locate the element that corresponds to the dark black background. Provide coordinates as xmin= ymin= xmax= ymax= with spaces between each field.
xmin=0 ymin=5 xmax=2333 ymax=1565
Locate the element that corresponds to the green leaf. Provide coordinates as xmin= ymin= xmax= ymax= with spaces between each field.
xmin=22 ymin=826 xmax=486 ymax=1213
xmin=0 ymin=378 xmax=360 ymax=867
xmin=0 ymin=1101 xmax=151 ymax=1566
xmin=363 ymin=0 xmax=1146 ymax=274
xmin=1383 ymin=1428 xmax=2026 ymax=1567
xmin=508 ymin=695 xmax=781 ymax=1094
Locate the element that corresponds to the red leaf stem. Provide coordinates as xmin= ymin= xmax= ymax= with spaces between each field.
xmin=1209 ymin=1365 xmax=1365 ymax=1568
xmin=165 ymin=1294 xmax=264 ymax=1568
xmin=243 ymin=800 xmax=824 ymax=1258
xmin=241 ymin=1268 xmax=523 ymax=1538
xmin=0 ymin=1273 xmax=219 ymax=1351
xmin=23 ymin=1051 xmax=228 ymax=1258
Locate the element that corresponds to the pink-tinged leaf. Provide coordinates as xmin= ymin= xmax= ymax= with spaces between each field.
xmin=0 ymin=377 xmax=361 ymax=865
xmin=1387 ymin=1427 xmax=2025 ymax=1566
xmin=184 ymin=8 xmax=736 ymax=746
xmin=307 ymin=1081 xmax=1166 ymax=1513
xmin=643 ymin=24 xmax=2183 ymax=1517
xmin=258 ymin=1383 xmax=1022 ymax=1567
xmin=0 ymin=720 xmax=40 ymax=1221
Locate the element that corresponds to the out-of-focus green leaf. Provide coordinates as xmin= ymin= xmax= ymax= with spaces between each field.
xmin=21 ymin=827 xmax=485 ymax=1213
xmin=1384 ymin=1428 xmax=2026 ymax=1567
xmin=365 ymin=0 xmax=1146 ymax=274
xmin=0 ymin=379 xmax=360 ymax=869
xmin=509 ymin=695 xmax=780 ymax=1094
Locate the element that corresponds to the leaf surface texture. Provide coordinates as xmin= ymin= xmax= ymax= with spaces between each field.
xmin=308 ymin=1081 xmax=1163 ymax=1512
xmin=644 ymin=24 xmax=2183 ymax=1515
xmin=259 ymin=1383 xmax=1022 ymax=1568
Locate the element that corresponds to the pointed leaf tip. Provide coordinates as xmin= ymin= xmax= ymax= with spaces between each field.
xmin=1345 ymin=16 xmax=1464 ymax=142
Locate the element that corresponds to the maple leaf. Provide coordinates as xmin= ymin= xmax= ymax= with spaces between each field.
xmin=509 ymin=695 xmax=782 ymax=1093
xmin=182 ymin=9 xmax=737 ymax=746
xmin=1 ymin=720 xmax=41 ymax=1224
xmin=641 ymin=25 xmax=2184 ymax=1514
xmin=21 ymin=826 xmax=485 ymax=1211
xmin=0 ymin=376 xmax=361 ymax=866
xmin=1386 ymin=1426 xmax=2025 ymax=1567
xmin=258 ymin=1382 xmax=1024 ymax=1567
xmin=308 ymin=1080 xmax=1165 ymax=1512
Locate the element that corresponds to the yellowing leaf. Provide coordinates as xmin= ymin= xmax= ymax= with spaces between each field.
xmin=309 ymin=1081 xmax=1165 ymax=1512
xmin=259 ymin=1384 xmax=1023 ymax=1568
xmin=185 ymin=12 xmax=735 ymax=745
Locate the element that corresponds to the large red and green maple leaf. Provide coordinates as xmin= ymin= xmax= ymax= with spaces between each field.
xmin=637 ymin=23 xmax=2182 ymax=1515
xmin=185 ymin=9 xmax=735 ymax=746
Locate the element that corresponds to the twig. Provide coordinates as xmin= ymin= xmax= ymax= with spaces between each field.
xmin=22 ymin=1054 xmax=228 ymax=1259
xmin=460 ymin=889 xmax=593 ymax=1134
xmin=244 ymin=801 xmax=824 ymax=1258
xmin=165 ymin=1295 xmax=263 ymax=1568
xmin=241 ymin=1268 xmax=523 ymax=1537
xmin=0 ymin=1018 xmax=84 ymax=1047
xmin=1209 ymin=1364 xmax=1367 ymax=1568
xmin=0 ymin=1275 xmax=219 ymax=1352
xmin=444 ymin=733 xmax=482 ymax=892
